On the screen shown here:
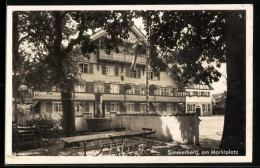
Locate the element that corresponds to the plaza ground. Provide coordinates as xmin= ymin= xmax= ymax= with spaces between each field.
xmin=15 ymin=115 xmax=225 ymax=156
xmin=152 ymin=115 xmax=225 ymax=155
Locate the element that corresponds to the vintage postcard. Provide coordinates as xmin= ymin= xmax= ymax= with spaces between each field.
xmin=5 ymin=4 xmax=253 ymax=164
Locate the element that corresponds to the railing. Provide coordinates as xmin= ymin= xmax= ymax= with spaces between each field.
xmin=33 ymin=91 xmax=61 ymax=99
xmin=99 ymin=50 xmax=147 ymax=65
xmin=74 ymin=92 xmax=95 ymax=100
xmin=33 ymin=91 xmax=186 ymax=100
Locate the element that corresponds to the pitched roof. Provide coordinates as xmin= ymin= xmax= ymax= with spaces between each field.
xmin=185 ymin=83 xmax=214 ymax=90
xmin=90 ymin=24 xmax=148 ymax=44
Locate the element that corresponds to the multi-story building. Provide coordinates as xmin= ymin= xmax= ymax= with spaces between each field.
xmin=31 ymin=25 xmax=213 ymax=122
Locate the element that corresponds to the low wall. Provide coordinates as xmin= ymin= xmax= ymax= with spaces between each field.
xmin=111 ymin=114 xmax=200 ymax=145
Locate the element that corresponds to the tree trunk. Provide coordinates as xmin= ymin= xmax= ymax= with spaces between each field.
xmin=61 ymin=87 xmax=76 ymax=137
xmin=220 ymin=12 xmax=246 ymax=155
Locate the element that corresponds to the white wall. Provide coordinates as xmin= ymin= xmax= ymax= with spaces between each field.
xmin=111 ymin=114 xmax=200 ymax=145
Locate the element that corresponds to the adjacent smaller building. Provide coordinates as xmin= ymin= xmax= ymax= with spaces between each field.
xmin=185 ymin=84 xmax=214 ymax=116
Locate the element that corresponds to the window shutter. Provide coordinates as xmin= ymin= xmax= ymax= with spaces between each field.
xmin=115 ymin=66 xmax=119 ymax=76
xmin=102 ymin=65 xmax=106 ymax=75
xmin=89 ymin=64 xmax=93 ymax=74
xmin=85 ymin=103 xmax=89 ymax=112
xmin=162 ymin=103 xmax=167 ymax=111
xmin=85 ymin=83 xmax=89 ymax=93
xmin=105 ymin=83 xmax=110 ymax=93
xmin=126 ymin=67 xmax=130 ymax=77
xmin=106 ymin=103 xmax=111 ymax=112
xmin=157 ymin=73 xmax=160 ymax=80
xmin=119 ymin=85 xmax=124 ymax=94
xmin=137 ymin=69 xmax=141 ymax=78
xmin=90 ymin=83 xmax=94 ymax=93
xmin=46 ymin=102 xmax=52 ymax=112
xmin=208 ymin=104 xmax=210 ymax=111
xmin=135 ymin=103 xmax=140 ymax=112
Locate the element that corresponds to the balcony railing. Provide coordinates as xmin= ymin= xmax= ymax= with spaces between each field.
xmin=33 ymin=91 xmax=95 ymax=100
xmin=32 ymin=91 xmax=185 ymax=102
xmin=33 ymin=91 xmax=61 ymax=99
xmin=99 ymin=50 xmax=147 ymax=65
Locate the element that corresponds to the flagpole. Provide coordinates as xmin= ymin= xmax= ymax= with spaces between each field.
xmin=145 ymin=21 xmax=150 ymax=114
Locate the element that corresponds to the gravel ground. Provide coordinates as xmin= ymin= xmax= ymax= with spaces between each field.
xmin=199 ymin=115 xmax=224 ymax=150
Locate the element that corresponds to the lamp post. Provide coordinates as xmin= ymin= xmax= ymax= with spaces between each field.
xmin=13 ymin=73 xmax=28 ymax=155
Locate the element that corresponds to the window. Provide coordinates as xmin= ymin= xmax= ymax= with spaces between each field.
xmin=53 ymin=102 xmax=62 ymax=112
xmin=154 ymin=89 xmax=160 ymax=96
xmin=193 ymin=91 xmax=198 ymax=96
xmin=134 ymin=85 xmax=141 ymax=95
xmin=74 ymin=102 xmax=82 ymax=112
xmin=126 ymin=67 xmax=141 ymax=79
xmin=160 ymin=88 xmax=166 ymax=96
xmin=127 ymin=85 xmax=135 ymax=94
xmin=140 ymin=103 xmax=146 ymax=112
xmin=149 ymin=72 xmax=160 ymax=80
xmin=165 ymin=88 xmax=172 ymax=96
xmin=85 ymin=82 xmax=94 ymax=93
xmin=130 ymin=69 xmax=137 ymax=78
xmin=106 ymin=65 xmax=115 ymax=76
xmin=110 ymin=102 xmax=119 ymax=112
xmin=127 ymin=103 xmax=135 ymax=112
xmin=110 ymin=84 xmax=119 ymax=94
xmin=74 ymin=83 xmax=85 ymax=92
xmin=79 ymin=63 xmax=88 ymax=73
xmin=202 ymin=104 xmax=209 ymax=112
xmin=187 ymin=104 xmax=195 ymax=112
xmin=102 ymin=65 xmax=119 ymax=76
xmin=160 ymin=88 xmax=172 ymax=96
xmin=167 ymin=104 xmax=174 ymax=112
xmin=201 ymin=92 xmax=206 ymax=96
xmin=94 ymin=83 xmax=104 ymax=93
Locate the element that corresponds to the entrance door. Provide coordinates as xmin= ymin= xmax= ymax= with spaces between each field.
xmin=196 ymin=107 xmax=201 ymax=116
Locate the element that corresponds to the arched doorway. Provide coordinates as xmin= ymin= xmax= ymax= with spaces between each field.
xmin=195 ymin=104 xmax=202 ymax=116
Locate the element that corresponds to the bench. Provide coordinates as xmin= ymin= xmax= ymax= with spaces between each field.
xmin=12 ymin=125 xmax=38 ymax=150
xmin=13 ymin=123 xmax=62 ymax=150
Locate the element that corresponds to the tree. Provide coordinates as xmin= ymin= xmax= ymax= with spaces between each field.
xmin=14 ymin=11 xmax=134 ymax=136
xmin=136 ymin=11 xmax=245 ymax=154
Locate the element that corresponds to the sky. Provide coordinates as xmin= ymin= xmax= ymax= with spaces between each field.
xmin=133 ymin=18 xmax=227 ymax=94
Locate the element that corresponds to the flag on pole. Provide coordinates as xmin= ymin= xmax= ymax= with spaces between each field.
xmin=130 ymin=40 xmax=139 ymax=72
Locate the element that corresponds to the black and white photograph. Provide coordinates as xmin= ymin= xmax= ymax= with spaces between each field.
xmin=5 ymin=4 xmax=253 ymax=164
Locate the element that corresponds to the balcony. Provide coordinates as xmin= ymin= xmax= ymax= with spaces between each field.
xmin=33 ymin=91 xmax=61 ymax=99
xmin=99 ymin=50 xmax=147 ymax=65
xmin=32 ymin=91 xmax=185 ymax=102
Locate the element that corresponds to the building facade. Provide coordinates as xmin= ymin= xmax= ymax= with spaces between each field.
xmin=185 ymin=84 xmax=214 ymax=116
xmin=31 ymin=25 xmax=213 ymax=121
